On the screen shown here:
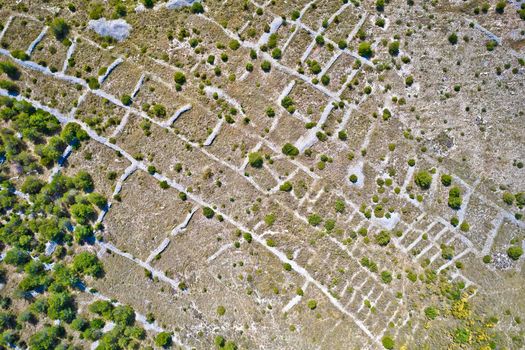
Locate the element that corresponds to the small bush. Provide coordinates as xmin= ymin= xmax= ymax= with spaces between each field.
xmin=191 ymin=1 xmax=204 ymax=13
xmin=381 ymin=335 xmax=394 ymax=349
xmin=279 ymin=181 xmax=293 ymax=192
xmin=120 ymin=94 xmax=132 ymax=106
xmin=50 ymin=18 xmax=69 ymax=41
xmin=308 ymin=213 xmax=322 ymax=226
xmin=441 ymin=174 xmax=452 ymax=186
xmin=507 ymin=246 xmax=523 ymax=260
xmin=173 ymin=71 xmax=186 ymax=85
xmin=375 ymin=230 xmax=391 ymax=246
xmin=502 ymin=192 xmax=514 ymax=205
xmin=358 ymin=42 xmax=373 ymax=58
xmin=388 ymin=41 xmax=400 ymax=56
xmin=248 ymin=152 xmax=263 ymax=168
xmin=414 ymin=171 xmax=432 ymax=190
xmin=261 ymin=60 xmax=271 ymax=72
xmin=155 ymin=332 xmax=172 ymax=348
xmin=203 ymin=207 xmax=215 ymax=219
xmin=282 ymin=143 xmax=299 ymax=156
xmin=448 ymin=32 xmax=458 ymax=45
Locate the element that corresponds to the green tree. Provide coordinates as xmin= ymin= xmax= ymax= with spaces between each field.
xmin=72 ymin=252 xmax=104 ymax=277
xmin=248 ymin=152 xmax=263 ymax=168
xmin=74 ymin=225 xmax=93 ymax=242
xmin=21 ymin=176 xmax=45 ymax=194
xmin=388 ymin=41 xmax=400 ymax=56
xmin=507 ymin=246 xmax=523 ymax=260
xmin=0 ymin=62 xmax=21 ymax=80
xmin=89 ymin=300 xmax=114 ymax=318
xmin=282 ymin=143 xmax=299 ymax=156
xmin=375 ymin=230 xmax=391 ymax=246
xmin=87 ymin=192 xmax=107 ymax=208
xmin=47 ymin=292 xmax=76 ymax=322
xmin=155 ymin=332 xmax=173 ymax=348
xmin=0 ymin=79 xmax=20 ymax=94
xmin=111 ymin=305 xmax=135 ymax=326
xmin=173 ymin=71 xmax=186 ymax=85
xmin=381 ymin=335 xmax=394 ymax=349
xmin=142 ymin=0 xmax=154 ymax=8
xmin=448 ymin=32 xmax=458 ymax=45
xmin=414 ymin=171 xmax=432 ymax=190
xmin=358 ymin=42 xmax=373 ymax=58
xmin=4 ymin=247 xmax=30 ymax=266
xmin=71 ymin=203 xmax=96 ymax=224
xmin=448 ymin=186 xmax=462 ymax=209
xmin=29 ymin=326 xmax=63 ymax=350
xmin=191 ymin=2 xmax=204 ymax=13
xmin=502 ymin=192 xmax=514 ymax=205
xmin=203 ymin=207 xmax=215 ymax=219
xmin=73 ymin=170 xmax=94 ymax=192
xmin=50 ymin=18 xmax=69 ymax=41
xmin=261 ymin=60 xmax=271 ymax=72
xmin=440 ymin=174 xmax=452 ymax=186
xmin=121 ymin=94 xmax=132 ymax=106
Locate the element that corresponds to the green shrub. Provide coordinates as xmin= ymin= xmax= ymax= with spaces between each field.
xmin=459 ymin=221 xmax=469 ymax=232
xmin=120 ymin=94 xmax=132 ymax=106
xmin=507 ymin=246 xmax=523 ymax=260
xmin=72 ymin=252 xmax=103 ymax=277
xmin=155 ymin=332 xmax=172 ymax=348
xmin=50 ymin=18 xmax=69 ymax=40
xmin=279 ymin=181 xmax=292 ymax=192
xmin=486 ymin=40 xmax=497 ymax=51
xmin=173 ymin=71 xmax=186 ymax=85
xmin=271 ymin=48 xmax=282 ymax=59
xmin=381 ymin=335 xmax=394 ymax=349
xmin=261 ymin=60 xmax=271 ymax=72
xmin=0 ymin=62 xmax=21 ymax=80
xmin=282 ymin=143 xmax=299 ymax=156
xmin=228 ymin=40 xmax=240 ymax=50
xmin=448 ymin=187 xmax=462 ymax=209
xmin=424 ymin=306 xmax=439 ymax=320
xmin=380 ymin=271 xmax=392 ymax=283
xmin=216 ymin=305 xmax=226 ymax=316
xmin=307 ymin=299 xmax=317 ymax=310
xmin=358 ymin=42 xmax=373 ymax=58
xmin=86 ymin=77 xmax=100 ymax=90
xmin=502 ymin=192 xmax=514 ymax=205
xmin=448 ymin=32 xmax=458 ymax=45
xmin=495 ymin=0 xmax=506 ymax=13
xmin=0 ymin=80 xmax=19 ymax=94
xmin=388 ymin=41 xmax=400 ymax=56
xmin=248 ymin=152 xmax=263 ymax=168
xmin=203 ymin=207 xmax=215 ymax=219
xmin=441 ymin=174 xmax=452 ymax=186
xmin=11 ymin=50 xmax=29 ymax=61
xmin=375 ymin=230 xmax=391 ymax=246
xmin=191 ymin=1 xmax=204 ymax=13
xmin=308 ymin=213 xmax=322 ymax=226
xmin=414 ymin=171 xmax=432 ymax=189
